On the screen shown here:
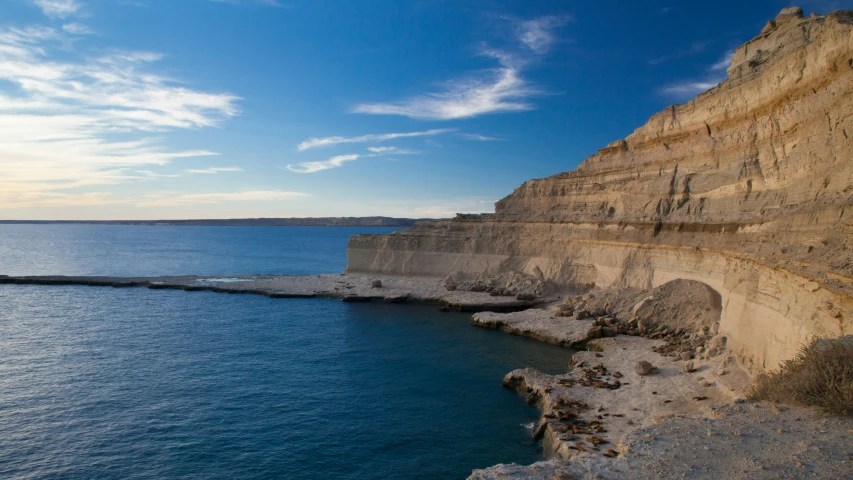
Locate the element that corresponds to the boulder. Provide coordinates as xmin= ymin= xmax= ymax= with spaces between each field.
xmin=632 ymin=296 xmax=654 ymax=315
xmin=515 ymin=292 xmax=536 ymax=301
xmin=371 ymin=279 xmax=382 ymax=288
xmin=635 ymin=361 xmax=653 ymax=376
xmin=587 ymin=326 xmax=603 ymax=339
xmin=681 ymin=361 xmax=695 ymax=373
xmin=680 ymin=351 xmax=694 ymax=361
xmin=575 ymin=309 xmax=589 ymax=320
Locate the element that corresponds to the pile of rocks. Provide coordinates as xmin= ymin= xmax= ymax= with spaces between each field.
xmin=556 ymin=291 xmax=728 ymax=360
xmin=536 ymin=398 xmax=612 ymax=450
xmin=444 ymin=271 xmax=546 ymax=300
xmin=557 ymin=362 xmax=623 ymax=390
xmin=649 ymin=326 xmax=727 ymax=362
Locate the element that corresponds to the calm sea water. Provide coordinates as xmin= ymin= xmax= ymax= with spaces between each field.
xmin=0 ymin=225 xmax=575 ymax=479
xmin=0 ymin=224 xmax=398 ymax=276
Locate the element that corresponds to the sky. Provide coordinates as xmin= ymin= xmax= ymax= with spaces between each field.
xmin=1 ymin=0 xmax=850 ymax=220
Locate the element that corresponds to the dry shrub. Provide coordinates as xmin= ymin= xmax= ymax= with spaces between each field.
xmin=751 ymin=337 xmax=853 ymax=415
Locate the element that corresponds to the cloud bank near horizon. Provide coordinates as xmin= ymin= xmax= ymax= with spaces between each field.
xmin=0 ymin=17 xmax=241 ymax=209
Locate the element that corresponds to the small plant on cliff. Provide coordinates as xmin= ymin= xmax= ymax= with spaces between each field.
xmin=751 ymin=338 xmax=853 ymax=415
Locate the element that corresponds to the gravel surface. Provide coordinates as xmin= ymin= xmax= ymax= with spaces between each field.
xmin=471 ymin=403 xmax=853 ymax=479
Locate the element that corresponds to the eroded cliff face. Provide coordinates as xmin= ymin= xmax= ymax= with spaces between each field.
xmin=347 ymin=8 xmax=853 ymax=373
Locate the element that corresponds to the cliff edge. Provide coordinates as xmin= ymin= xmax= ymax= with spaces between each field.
xmin=347 ymin=8 xmax=853 ymax=374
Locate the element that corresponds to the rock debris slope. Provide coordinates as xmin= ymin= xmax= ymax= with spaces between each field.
xmin=348 ymin=8 xmax=853 ymax=373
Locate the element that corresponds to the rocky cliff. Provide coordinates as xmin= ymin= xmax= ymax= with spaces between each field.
xmin=347 ymin=8 xmax=853 ymax=374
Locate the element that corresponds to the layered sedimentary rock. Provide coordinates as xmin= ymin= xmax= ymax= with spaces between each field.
xmin=347 ymin=8 xmax=853 ymax=373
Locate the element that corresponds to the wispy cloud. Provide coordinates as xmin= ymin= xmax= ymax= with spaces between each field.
xmin=366 ymin=146 xmax=420 ymax=155
xmin=352 ymin=15 xmax=568 ymax=120
xmin=297 ymin=128 xmax=452 ymax=151
xmin=286 ymin=154 xmax=359 ymax=174
xmin=286 ymin=145 xmax=422 ymax=174
xmin=514 ymin=15 xmax=572 ymax=54
xmin=659 ymin=49 xmax=735 ymax=98
xmin=353 ymin=61 xmax=536 ymax=120
xmin=659 ymin=80 xmax=722 ymax=96
xmin=709 ymin=50 xmax=735 ymax=72
xmin=0 ymin=24 xmax=240 ymax=205
xmin=61 ymin=23 xmax=93 ymax=35
xmin=135 ymin=170 xmax=181 ymax=178
xmin=186 ymin=167 xmax=243 ymax=174
xmin=136 ymin=190 xmax=308 ymax=207
xmin=33 ymin=0 xmax=82 ymax=19
xmin=459 ymin=133 xmax=503 ymax=141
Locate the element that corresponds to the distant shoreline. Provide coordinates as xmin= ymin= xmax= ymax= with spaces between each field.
xmin=0 ymin=217 xmax=426 ymax=227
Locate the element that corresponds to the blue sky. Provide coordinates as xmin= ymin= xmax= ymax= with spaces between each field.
xmin=1 ymin=0 xmax=849 ymax=219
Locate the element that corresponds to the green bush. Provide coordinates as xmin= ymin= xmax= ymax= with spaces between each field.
xmin=751 ymin=337 xmax=853 ymax=415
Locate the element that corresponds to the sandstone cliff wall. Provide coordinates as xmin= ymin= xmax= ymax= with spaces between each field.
xmin=347 ymin=9 xmax=853 ymax=373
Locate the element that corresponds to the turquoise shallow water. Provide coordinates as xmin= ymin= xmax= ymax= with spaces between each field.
xmin=0 ymin=225 xmax=575 ymax=479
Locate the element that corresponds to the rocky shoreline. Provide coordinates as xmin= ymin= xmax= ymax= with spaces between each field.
xmin=0 ymin=273 xmax=549 ymax=312
xmin=467 ymin=280 xmax=852 ymax=479
xmin=3 ymin=272 xmax=851 ymax=478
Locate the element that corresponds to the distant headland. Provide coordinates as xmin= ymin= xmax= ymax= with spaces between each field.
xmin=0 ymin=217 xmax=426 ymax=227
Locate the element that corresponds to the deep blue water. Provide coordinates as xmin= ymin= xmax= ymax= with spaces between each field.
xmin=0 ymin=224 xmax=398 ymax=276
xmin=0 ymin=225 xmax=575 ymax=479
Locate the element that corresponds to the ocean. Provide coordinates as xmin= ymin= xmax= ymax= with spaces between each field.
xmin=0 ymin=225 xmax=574 ymax=479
